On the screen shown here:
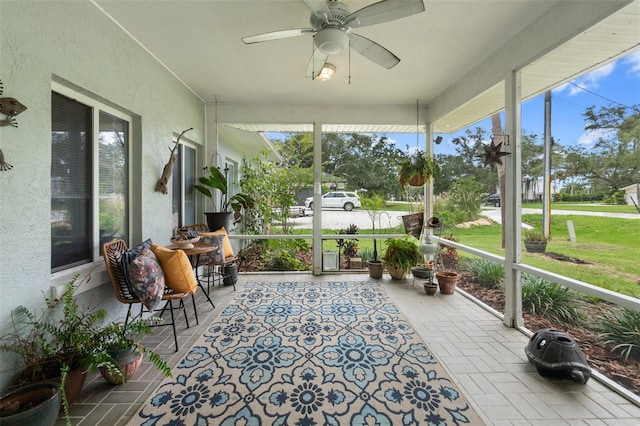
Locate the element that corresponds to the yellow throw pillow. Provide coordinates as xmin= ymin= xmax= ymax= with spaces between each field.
xmin=150 ymin=244 xmax=197 ymax=294
xmin=198 ymin=226 xmax=234 ymax=258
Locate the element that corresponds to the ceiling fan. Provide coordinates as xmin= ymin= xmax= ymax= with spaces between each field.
xmin=241 ymin=0 xmax=425 ymax=78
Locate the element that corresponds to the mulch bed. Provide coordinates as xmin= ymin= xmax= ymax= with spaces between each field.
xmin=456 ymin=271 xmax=639 ymax=396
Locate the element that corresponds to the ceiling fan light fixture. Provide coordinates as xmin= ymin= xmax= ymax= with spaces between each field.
xmin=317 ymin=63 xmax=336 ymax=81
xmin=314 ymin=27 xmax=349 ymax=55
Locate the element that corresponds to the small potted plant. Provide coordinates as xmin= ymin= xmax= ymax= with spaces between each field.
xmin=193 ymin=166 xmax=254 ymax=231
xmin=398 ymin=149 xmax=440 ymax=188
xmin=361 ymin=194 xmax=386 ymax=278
xmin=96 ymin=317 xmax=172 ymax=385
xmin=523 ymin=229 xmax=547 ymax=253
xmin=382 ymin=235 xmax=422 ymax=280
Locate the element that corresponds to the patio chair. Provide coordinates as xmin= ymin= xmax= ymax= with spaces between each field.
xmin=184 ymin=224 xmax=238 ymax=291
xmin=102 ymin=239 xmax=197 ymax=352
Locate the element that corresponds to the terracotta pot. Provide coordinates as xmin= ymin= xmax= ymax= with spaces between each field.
xmin=435 ymin=271 xmax=459 ymax=295
xmin=0 ymin=382 xmax=60 ymax=426
xmin=60 ymin=367 xmax=87 ymax=407
xmin=100 ymin=344 xmax=144 ymax=385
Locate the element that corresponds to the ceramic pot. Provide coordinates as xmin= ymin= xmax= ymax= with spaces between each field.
xmin=204 ymin=212 xmax=231 ymax=232
xmin=0 ymin=382 xmax=60 ymax=426
xmin=411 ymin=266 xmax=432 ymax=279
xmin=423 ymin=283 xmax=438 ymax=295
xmin=367 ymin=260 xmax=383 ymax=279
xmin=435 ymin=271 xmax=459 ymax=295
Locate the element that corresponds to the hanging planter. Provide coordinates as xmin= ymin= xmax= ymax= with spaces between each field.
xmin=398 ymin=150 xmax=440 ymax=189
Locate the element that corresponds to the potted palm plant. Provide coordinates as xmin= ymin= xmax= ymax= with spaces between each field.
xmin=398 ymin=150 xmax=440 ymax=188
xmin=382 ymin=235 xmax=422 ymax=280
xmin=193 ymin=166 xmax=254 ymax=231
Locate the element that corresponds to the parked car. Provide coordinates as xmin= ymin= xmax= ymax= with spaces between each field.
xmin=305 ymin=191 xmax=361 ymax=211
xmin=482 ymin=193 xmax=501 ymax=207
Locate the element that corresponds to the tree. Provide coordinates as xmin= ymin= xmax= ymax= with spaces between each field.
xmin=321 ymin=133 xmax=404 ymax=197
xmin=580 ymin=104 xmax=640 ymax=192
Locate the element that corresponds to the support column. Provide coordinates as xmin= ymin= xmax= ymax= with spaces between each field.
xmin=503 ymin=71 xmax=523 ymax=328
xmin=425 ymin=123 xmax=434 ymax=221
xmin=312 ymin=122 xmax=323 ymax=275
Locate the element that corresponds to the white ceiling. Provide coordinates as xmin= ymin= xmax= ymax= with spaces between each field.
xmin=94 ymin=0 xmax=640 ymax=133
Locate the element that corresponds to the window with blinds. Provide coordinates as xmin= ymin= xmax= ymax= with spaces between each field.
xmin=51 ymin=90 xmax=129 ymax=272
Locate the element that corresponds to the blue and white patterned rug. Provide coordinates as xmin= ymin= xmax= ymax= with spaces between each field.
xmin=129 ymin=281 xmax=483 ymax=425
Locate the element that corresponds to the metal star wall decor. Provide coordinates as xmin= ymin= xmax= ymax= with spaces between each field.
xmin=477 ymin=138 xmax=510 ymax=170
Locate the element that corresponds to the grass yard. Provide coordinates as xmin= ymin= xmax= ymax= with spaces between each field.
xmin=522 ymin=202 xmax=638 ymax=213
xmin=453 ymin=214 xmax=640 ymax=297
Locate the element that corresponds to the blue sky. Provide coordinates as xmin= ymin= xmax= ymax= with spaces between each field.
xmin=391 ymin=50 xmax=640 ymax=156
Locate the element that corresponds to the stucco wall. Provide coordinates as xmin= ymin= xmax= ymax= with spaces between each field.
xmin=0 ymin=1 xmax=205 ymax=390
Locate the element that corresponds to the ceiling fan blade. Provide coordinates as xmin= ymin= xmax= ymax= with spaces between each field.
xmin=305 ymin=49 xmax=329 ymax=78
xmin=302 ymin=0 xmax=331 ymax=20
xmin=346 ymin=0 xmax=425 ymax=29
xmin=349 ymin=33 xmax=400 ymax=69
xmin=242 ymin=28 xmax=315 ymax=45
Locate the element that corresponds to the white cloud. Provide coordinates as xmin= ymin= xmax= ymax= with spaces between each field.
xmin=567 ymin=62 xmax=615 ymax=95
xmin=577 ymin=128 xmax=614 ymax=146
xmin=622 ymin=50 xmax=640 ymax=76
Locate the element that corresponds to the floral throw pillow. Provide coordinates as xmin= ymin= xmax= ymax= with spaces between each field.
xmin=199 ymin=234 xmax=224 ymax=265
xmin=119 ymin=239 xmax=152 ymax=294
xmin=127 ymin=246 xmax=165 ymax=310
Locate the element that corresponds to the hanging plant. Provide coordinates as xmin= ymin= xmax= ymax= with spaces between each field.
xmin=398 ymin=150 xmax=440 ymax=188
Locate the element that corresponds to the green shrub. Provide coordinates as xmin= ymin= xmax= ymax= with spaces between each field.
xmin=521 ymin=274 xmax=584 ymax=324
xmin=463 ymin=258 xmax=504 ymax=288
xmin=434 ymin=198 xmax=468 ymax=226
xmin=593 ymin=308 xmax=640 ymax=361
xmin=262 ymin=249 xmax=307 ymax=271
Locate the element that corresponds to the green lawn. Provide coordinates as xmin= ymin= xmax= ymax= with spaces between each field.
xmin=522 ymin=202 xmax=638 ymax=213
xmin=453 ymin=214 xmax=640 ymax=297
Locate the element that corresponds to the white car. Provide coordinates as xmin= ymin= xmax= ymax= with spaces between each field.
xmin=305 ymin=191 xmax=361 ymax=211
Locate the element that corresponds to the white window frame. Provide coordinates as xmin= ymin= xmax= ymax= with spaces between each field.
xmin=51 ymin=82 xmax=132 ymax=277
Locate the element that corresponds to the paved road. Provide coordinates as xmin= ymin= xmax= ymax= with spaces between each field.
xmin=287 ymin=208 xmax=407 ymax=230
xmin=286 ymin=206 xmax=639 ymax=231
xmin=483 ymin=206 xmax=640 ymax=223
